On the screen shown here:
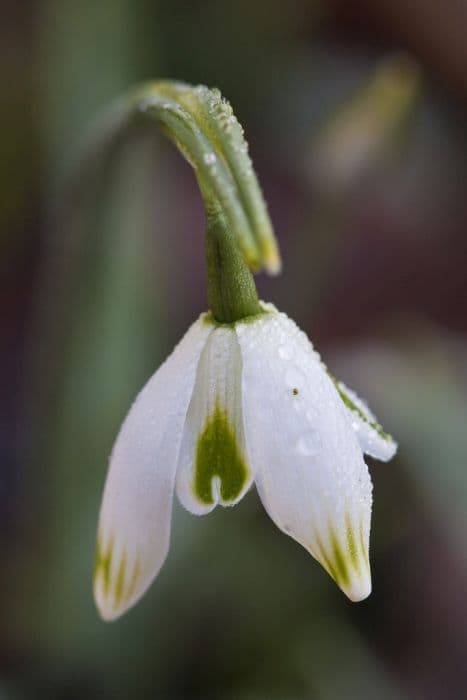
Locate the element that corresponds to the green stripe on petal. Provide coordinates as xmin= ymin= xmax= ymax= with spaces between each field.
xmin=330 ymin=530 xmax=351 ymax=588
xmin=315 ymin=532 xmax=339 ymax=584
xmin=124 ymin=557 xmax=142 ymax=605
xmin=315 ymin=519 xmax=371 ymax=602
xmin=95 ymin=533 xmax=144 ymax=613
xmin=94 ymin=532 xmax=114 ymax=597
xmin=194 ymin=403 xmax=250 ymax=505
xmin=345 ymin=515 xmax=361 ymax=574
xmin=326 ymin=370 xmax=397 ymax=461
xmin=114 ymin=548 xmax=127 ymax=608
xmin=336 ymin=381 xmax=391 ymax=441
xmin=360 ymin=522 xmax=370 ymax=570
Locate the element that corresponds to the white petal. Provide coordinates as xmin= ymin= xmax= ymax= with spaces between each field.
xmin=176 ymin=326 xmax=252 ymax=515
xmin=236 ymin=310 xmax=372 ymax=602
xmin=94 ymin=317 xmax=211 ymax=620
xmin=333 ymin=379 xmax=397 ymax=462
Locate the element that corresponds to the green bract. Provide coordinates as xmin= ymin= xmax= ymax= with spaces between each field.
xmin=75 ymin=80 xmax=281 ymax=276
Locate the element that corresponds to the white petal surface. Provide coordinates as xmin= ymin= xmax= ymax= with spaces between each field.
xmin=176 ymin=326 xmax=252 ymax=515
xmin=334 ymin=380 xmax=397 ymax=462
xmin=94 ymin=317 xmax=211 ymax=620
xmin=237 ymin=310 xmax=372 ymax=602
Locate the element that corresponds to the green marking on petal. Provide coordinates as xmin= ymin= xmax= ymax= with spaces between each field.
xmin=327 ymin=370 xmax=393 ymax=443
xmin=95 ymin=536 xmax=143 ymax=608
xmin=94 ymin=532 xmax=114 ymax=596
xmin=125 ymin=557 xmax=142 ymax=604
xmin=359 ymin=522 xmax=370 ymax=570
xmin=125 ymin=557 xmax=143 ymax=602
xmin=330 ymin=530 xmax=351 ymax=587
xmin=337 ymin=385 xmax=390 ymax=440
xmin=114 ymin=549 xmax=127 ymax=608
xmin=345 ymin=517 xmax=360 ymax=574
xmin=316 ymin=520 xmax=366 ymax=588
xmin=315 ymin=533 xmax=339 ymax=583
xmin=194 ymin=402 xmax=249 ymax=505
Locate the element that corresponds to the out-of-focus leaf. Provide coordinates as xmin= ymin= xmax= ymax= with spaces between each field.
xmin=308 ymin=53 xmax=421 ymax=194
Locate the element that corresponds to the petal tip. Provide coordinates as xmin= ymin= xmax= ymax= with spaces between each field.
xmin=340 ymin=574 xmax=372 ymax=603
xmin=93 ymin=578 xmax=127 ymax=622
xmin=314 ymin=522 xmax=372 ymax=603
xmin=383 ymin=439 xmax=398 ymax=461
xmin=264 ymin=252 xmax=282 ymax=276
xmin=93 ymin=572 xmax=145 ymax=622
xmin=93 ymin=533 xmax=148 ymax=622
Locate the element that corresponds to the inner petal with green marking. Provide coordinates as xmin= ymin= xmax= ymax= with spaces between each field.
xmin=194 ymin=402 xmax=249 ymax=504
xmin=176 ymin=325 xmax=252 ymax=514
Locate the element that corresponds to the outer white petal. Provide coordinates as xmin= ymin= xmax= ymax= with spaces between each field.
xmin=236 ymin=310 xmax=372 ymax=602
xmin=333 ymin=379 xmax=397 ymax=462
xmin=94 ymin=317 xmax=211 ymax=621
xmin=176 ymin=326 xmax=252 ymax=515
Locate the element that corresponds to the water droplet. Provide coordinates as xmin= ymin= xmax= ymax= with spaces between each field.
xmin=203 ymin=152 xmax=217 ymax=165
xmin=295 ymin=432 xmax=321 ymax=457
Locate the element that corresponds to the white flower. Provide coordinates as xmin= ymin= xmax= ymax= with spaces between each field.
xmin=94 ymin=303 xmax=396 ymax=620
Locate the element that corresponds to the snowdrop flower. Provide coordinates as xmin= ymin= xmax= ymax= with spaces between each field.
xmin=94 ymin=300 xmax=396 ymax=620
xmin=90 ymin=81 xmax=397 ymax=621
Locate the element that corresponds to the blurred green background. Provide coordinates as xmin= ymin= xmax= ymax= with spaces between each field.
xmin=2 ymin=1 xmax=467 ymax=698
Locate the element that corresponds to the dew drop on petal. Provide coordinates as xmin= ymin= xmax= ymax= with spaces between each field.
xmin=295 ymin=432 xmax=322 ymax=457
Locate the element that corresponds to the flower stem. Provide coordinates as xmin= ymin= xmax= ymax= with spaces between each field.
xmin=205 ymin=202 xmax=262 ymax=324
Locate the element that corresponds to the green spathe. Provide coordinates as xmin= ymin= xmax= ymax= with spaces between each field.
xmin=194 ymin=403 xmax=250 ymax=504
xmin=74 ymin=81 xmax=281 ymax=275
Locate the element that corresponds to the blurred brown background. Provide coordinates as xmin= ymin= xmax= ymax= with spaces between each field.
xmin=1 ymin=1 xmax=467 ymax=698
